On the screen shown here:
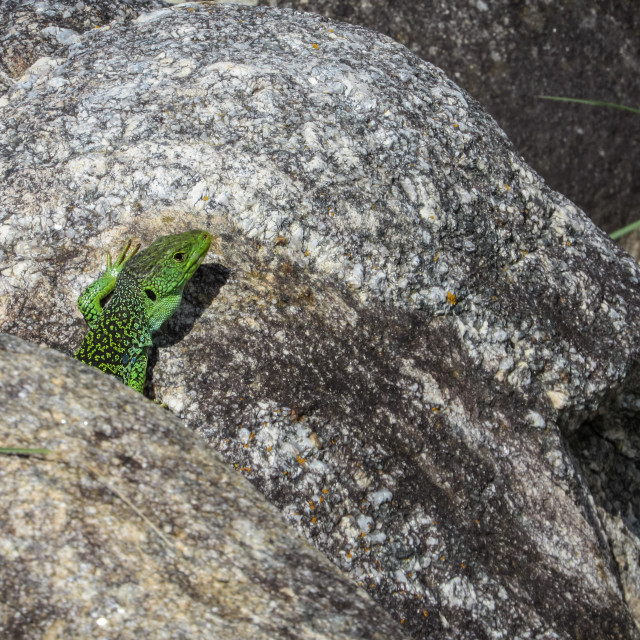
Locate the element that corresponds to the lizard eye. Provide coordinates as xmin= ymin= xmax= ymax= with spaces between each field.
xmin=173 ymin=252 xmax=186 ymax=262
xmin=145 ymin=289 xmax=157 ymax=301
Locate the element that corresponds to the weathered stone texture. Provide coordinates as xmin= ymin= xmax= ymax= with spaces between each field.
xmin=1 ymin=4 xmax=639 ymax=639
xmin=0 ymin=0 xmax=166 ymax=79
xmin=0 ymin=333 xmax=406 ymax=640
xmin=256 ymin=0 xmax=640 ymax=238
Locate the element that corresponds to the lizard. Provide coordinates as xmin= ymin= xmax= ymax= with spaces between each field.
xmin=74 ymin=229 xmax=212 ymax=393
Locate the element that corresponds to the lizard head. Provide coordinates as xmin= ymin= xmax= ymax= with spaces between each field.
xmin=123 ymin=230 xmax=212 ymax=320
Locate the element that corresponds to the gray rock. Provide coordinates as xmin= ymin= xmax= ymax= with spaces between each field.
xmin=0 ymin=69 xmax=15 ymax=94
xmin=255 ymin=0 xmax=640 ymax=238
xmin=0 ymin=0 xmax=167 ymax=79
xmin=1 ymin=4 xmax=639 ymax=638
xmin=0 ymin=333 xmax=406 ymax=640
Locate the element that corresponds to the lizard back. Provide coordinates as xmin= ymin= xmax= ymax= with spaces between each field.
xmin=75 ymin=273 xmax=151 ymax=384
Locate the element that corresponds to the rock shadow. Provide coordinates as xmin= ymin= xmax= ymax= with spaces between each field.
xmin=145 ymin=262 xmax=230 ymax=397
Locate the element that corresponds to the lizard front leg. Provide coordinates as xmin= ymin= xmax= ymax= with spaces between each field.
xmin=77 ymin=239 xmax=140 ymax=330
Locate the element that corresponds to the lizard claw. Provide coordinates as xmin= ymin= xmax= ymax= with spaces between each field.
xmin=114 ymin=238 xmax=132 ymax=268
xmin=109 ymin=239 xmax=141 ymax=270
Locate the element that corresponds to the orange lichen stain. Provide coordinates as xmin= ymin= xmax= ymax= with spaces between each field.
xmin=305 ymin=251 xmax=310 ymax=256
xmin=433 ymin=253 xmax=439 ymax=261
xmin=440 ymin=555 xmax=446 ymax=561
xmin=249 ymin=432 xmax=255 ymax=440
xmin=319 ymin=496 xmax=324 ymax=503
xmin=401 ymin=619 xmax=405 ymax=624
xmin=203 ymin=195 xmax=208 ymax=201
xmin=431 ymin=407 xmax=440 ymax=413
xmin=312 ymin=43 xmax=319 ymax=49
xmin=240 ymin=467 xmax=251 ymax=472
xmin=461 ymin=563 xmax=466 ymax=568
xmin=322 ymin=488 xmax=329 ymax=494
xmin=312 ymin=516 xmax=317 ymax=524
xmin=243 ymin=443 xmax=249 ymax=448
xmin=297 ymin=455 xmax=307 ymax=466
xmin=346 ymin=552 xmax=352 ymax=559
xmin=308 ymin=500 xmax=315 ymax=510
xmin=453 ymin=123 xmax=459 ymax=128
xmin=423 ymin=610 xmax=429 ymax=617
xmin=267 ymin=446 xmax=272 ymax=452
xmin=233 ymin=463 xmax=239 ymax=468
xmin=504 ymin=184 xmax=511 ymax=190
xmin=446 ymin=291 xmax=457 ymax=305
xmin=566 ymin=241 xmax=572 ymax=246
xmin=283 ymin=471 xmax=288 ymax=475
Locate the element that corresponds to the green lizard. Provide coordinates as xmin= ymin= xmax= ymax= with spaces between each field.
xmin=75 ymin=230 xmax=212 ymax=392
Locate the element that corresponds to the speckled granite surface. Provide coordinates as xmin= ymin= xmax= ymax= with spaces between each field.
xmin=1 ymin=3 xmax=639 ymax=638
xmin=255 ymin=0 xmax=640 ymax=240
xmin=0 ymin=333 xmax=407 ymax=640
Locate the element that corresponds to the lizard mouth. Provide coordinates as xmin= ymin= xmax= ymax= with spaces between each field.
xmin=184 ymin=232 xmax=212 ymax=279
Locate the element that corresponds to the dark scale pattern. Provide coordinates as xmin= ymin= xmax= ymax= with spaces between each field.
xmin=75 ymin=230 xmax=212 ymax=392
xmin=75 ymin=273 xmax=150 ymax=386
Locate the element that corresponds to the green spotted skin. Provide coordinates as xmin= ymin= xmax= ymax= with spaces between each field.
xmin=75 ymin=230 xmax=212 ymax=392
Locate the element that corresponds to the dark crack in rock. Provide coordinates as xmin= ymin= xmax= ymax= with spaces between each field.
xmin=0 ymin=333 xmax=407 ymax=640
xmin=1 ymin=4 xmax=640 ymax=639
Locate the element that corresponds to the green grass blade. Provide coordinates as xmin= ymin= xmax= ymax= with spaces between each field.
xmin=539 ymin=96 xmax=640 ymax=115
xmin=0 ymin=447 xmax=52 ymax=456
xmin=610 ymin=219 xmax=640 ymax=240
